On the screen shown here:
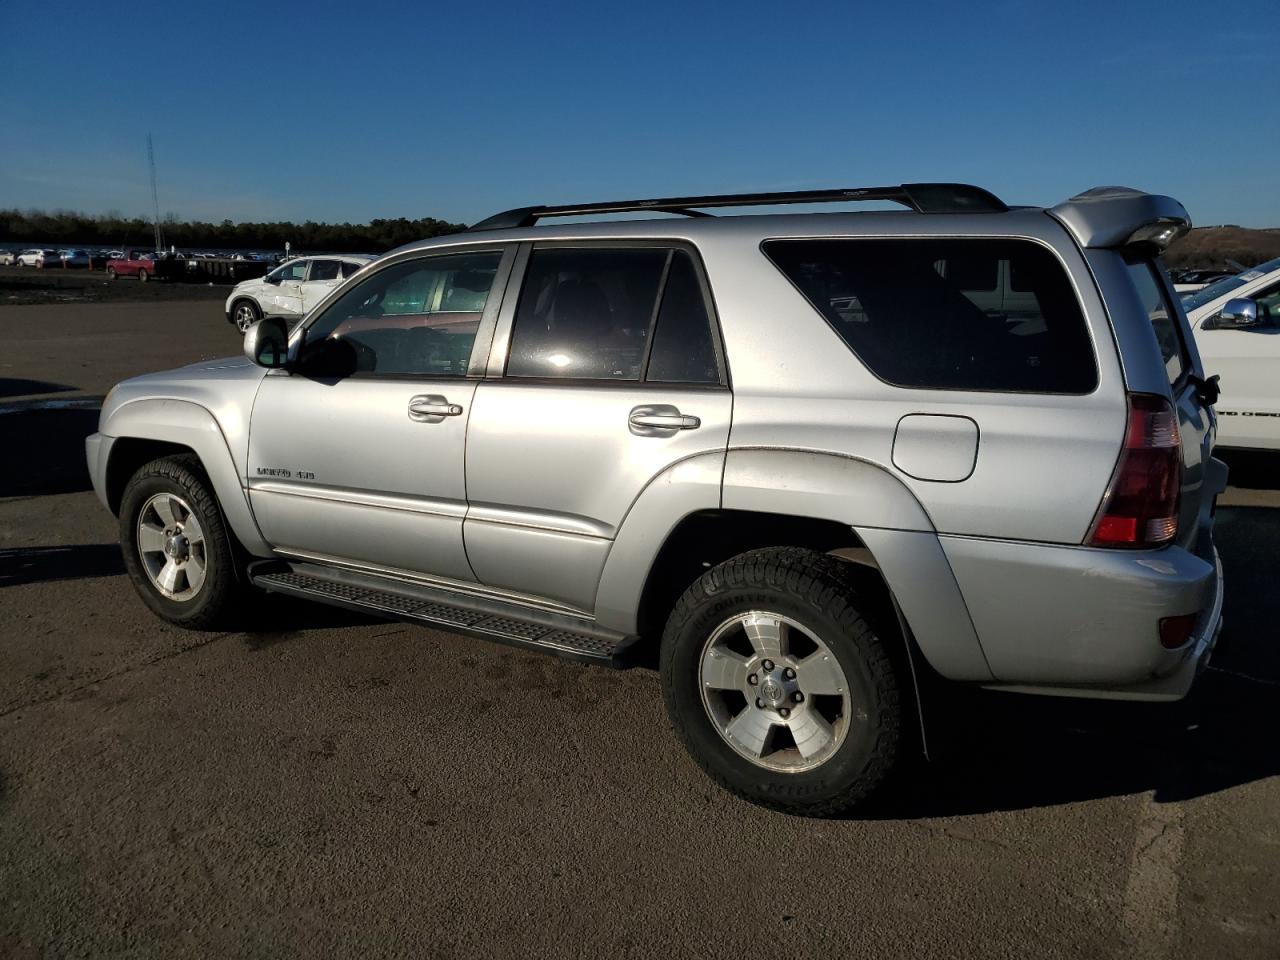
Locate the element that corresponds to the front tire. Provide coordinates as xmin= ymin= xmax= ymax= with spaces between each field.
xmin=660 ymin=547 xmax=902 ymax=817
xmin=231 ymin=298 xmax=261 ymax=333
xmin=137 ymin=268 xmax=149 ymax=282
xmin=119 ymin=455 xmax=245 ymax=630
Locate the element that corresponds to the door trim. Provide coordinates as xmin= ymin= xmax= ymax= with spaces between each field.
xmin=247 ymin=479 xmax=467 ymax=519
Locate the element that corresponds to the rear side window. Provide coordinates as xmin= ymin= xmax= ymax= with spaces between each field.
xmin=1125 ymin=260 xmax=1187 ymax=386
xmin=506 ymin=246 xmax=722 ymax=384
xmin=764 ymin=238 xmax=1097 ymax=393
xmin=309 ymin=259 xmax=342 ymax=281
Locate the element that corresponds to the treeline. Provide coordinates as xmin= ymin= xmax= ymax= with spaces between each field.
xmin=0 ymin=209 xmax=468 ymax=253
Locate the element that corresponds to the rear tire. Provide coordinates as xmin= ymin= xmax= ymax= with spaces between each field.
xmin=106 ymin=267 xmax=117 ymax=279
xmin=660 ymin=547 xmax=902 ymax=817
xmin=119 ymin=455 xmax=247 ymax=630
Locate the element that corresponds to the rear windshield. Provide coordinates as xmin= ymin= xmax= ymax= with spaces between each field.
xmin=763 ymin=238 xmax=1097 ymax=393
xmin=1125 ymin=259 xmax=1188 ymax=386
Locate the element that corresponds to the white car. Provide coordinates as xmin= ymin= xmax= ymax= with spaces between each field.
xmin=16 ymin=248 xmax=59 ymax=268
xmin=224 ymin=254 xmax=374 ymax=332
xmin=1181 ymin=256 xmax=1280 ymax=451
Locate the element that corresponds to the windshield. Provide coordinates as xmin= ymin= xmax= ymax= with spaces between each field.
xmin=1181 ymin=256 xmax=1280 ymax=312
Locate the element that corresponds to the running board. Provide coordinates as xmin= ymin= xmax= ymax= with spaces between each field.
xmin=249 ymin=561 xmax=637 ymax=667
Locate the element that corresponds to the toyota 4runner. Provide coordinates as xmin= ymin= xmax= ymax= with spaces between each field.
xmin=86 ymin=183 xmax=1227 ymax=816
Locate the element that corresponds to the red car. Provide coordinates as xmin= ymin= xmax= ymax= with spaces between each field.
xmin=106 ymin=250 xmax=165 ymax=282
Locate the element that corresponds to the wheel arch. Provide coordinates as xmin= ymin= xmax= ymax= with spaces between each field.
xmin=227 ymin=296 xmax=261 ymax=326
xmin=101 ymin=398 xmax=272 ymax=555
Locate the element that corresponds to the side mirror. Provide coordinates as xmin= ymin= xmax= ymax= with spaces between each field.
xmin=244 ymin=317 xmax=290 ymax=368
xmin=1218 ymin=297 xmax=1261 ymax=329
xmin=263 ymin=274 xmax=281 ymax=285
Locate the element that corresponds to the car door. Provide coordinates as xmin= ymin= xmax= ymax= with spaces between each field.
xmin=1192 ymin=276 xmax=1280 ymax=449
xmin=273 ymin=258 xmax=309 ymax=317
xmin=463 ymin=242 xmax=732 ymax=612
xmin=247 ymin=245 xmax=515 ymax=579
xmin=300 ymin=258 xmax=344 ymax=313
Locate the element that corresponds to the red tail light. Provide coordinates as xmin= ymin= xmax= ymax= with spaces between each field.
xmin=1089 ymin=394 xmax=1181 ymax=548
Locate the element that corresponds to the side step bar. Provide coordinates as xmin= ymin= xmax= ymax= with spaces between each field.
xmin=249 ymin=561 xmax=638 ymax=667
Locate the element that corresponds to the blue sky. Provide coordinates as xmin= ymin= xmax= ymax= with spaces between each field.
xmin=2 ymin=0 xmax=1278 ymax=227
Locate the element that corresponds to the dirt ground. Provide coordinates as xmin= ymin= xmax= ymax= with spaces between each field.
xmin=0 ymin=265 xmax=235 ymax=307
xmin=1 ymin=297 xmax=1278 ymax=959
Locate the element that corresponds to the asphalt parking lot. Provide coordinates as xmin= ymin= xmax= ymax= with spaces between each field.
xmin=1 ymin=297 xmax=1278 ymax=959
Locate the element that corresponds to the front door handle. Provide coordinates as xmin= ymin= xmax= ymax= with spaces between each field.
xmin=629 ymin=404 xmax=700 ymax=436
xmin=408 ymin=394 xmax=464 ymax=423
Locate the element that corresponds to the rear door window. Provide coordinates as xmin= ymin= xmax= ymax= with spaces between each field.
xmin=645 ymin=251 xmax=721 ymax=384
xmin=506 ymin=246 xmax=723 ymax=384
xmin=1125 ymin=260 xmax=1187 ymax=386
xmin=506 ymin=247 xmax=668 ymax=380
xmin=308 ymin=259 xmax=342 ymax=281
xmin=764 ymin=238 xmax=1097 ymax=393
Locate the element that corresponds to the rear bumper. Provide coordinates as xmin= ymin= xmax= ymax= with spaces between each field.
xmin=941 ymin=532 xmax=1224 ymax=702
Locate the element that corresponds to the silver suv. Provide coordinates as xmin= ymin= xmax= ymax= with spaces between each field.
xmin=86 ymin=183 xmax=1227 ymax=815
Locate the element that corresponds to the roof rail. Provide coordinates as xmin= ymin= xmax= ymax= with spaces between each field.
xmin=467 ymin=183 xmax=1008 ymax=231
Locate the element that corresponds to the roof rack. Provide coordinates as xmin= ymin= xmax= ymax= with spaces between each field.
xmin=468 ymin=183 xmax=1007 ymax=231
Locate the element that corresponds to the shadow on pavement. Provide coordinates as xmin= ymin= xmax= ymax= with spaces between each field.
xmin=876 ymin=505 xmax=1280 ymax=819
xmin=0 ymin=407 xmax=99 ymax=497
xmin=0 ymin=544 xmax=125 ymax=587
xmin=0 ymin=379 xmax=76 ymax=399
xmin=241 ymin=595 xmax=381 ymax=649
xmin=1216 ymin=449 xmax=1280 ymax=490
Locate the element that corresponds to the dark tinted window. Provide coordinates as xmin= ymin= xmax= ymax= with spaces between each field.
xmin=301 ymin=252 xmax=500 ymax=377
xmin=764 ymin=238 xmax=1097 ymax=393
xmin=507 ymin=248 xmax=667 ymax=380
xmin=646 ymin=251 xmax=720 ymax=384
xmin=340 ymin=260 xmax=366 ymax=278
xmin=309 ymin=259 xmax=341 ymax=281
xmin=940 ymin=255 xmax=997 ymax=292
xmin=1125 ymin=260 xmax=1186 ymax=385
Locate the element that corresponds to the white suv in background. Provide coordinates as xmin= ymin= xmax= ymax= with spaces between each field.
xmin=225 ymin=255 xmax=374 ymax=332
xmin=1181 ymin=257 xmax=1280 ymax=451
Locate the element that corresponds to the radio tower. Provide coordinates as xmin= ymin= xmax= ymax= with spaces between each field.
xmin=147 ymin=133 xmax=164 ymax=252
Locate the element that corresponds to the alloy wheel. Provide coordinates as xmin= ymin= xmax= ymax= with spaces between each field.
xmin=698 ymin=610 xmax=853 ymax=773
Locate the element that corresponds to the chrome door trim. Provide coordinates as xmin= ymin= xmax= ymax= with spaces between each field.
xmin=272 ymin=547 xmax=594 ymax=620
xmin=248 ymin=479 xmax=468 ymax=520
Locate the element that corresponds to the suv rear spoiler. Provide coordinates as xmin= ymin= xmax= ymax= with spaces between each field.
xmin=1048 ymin=186 xmax=1191 ymax=252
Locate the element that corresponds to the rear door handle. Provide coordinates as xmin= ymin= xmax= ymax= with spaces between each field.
xmin=629 ymin=404 xmax=700 ymax=436
xmin=408 ymin=394 xmax=464 ymax=423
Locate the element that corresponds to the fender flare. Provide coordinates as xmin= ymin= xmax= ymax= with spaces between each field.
xmin=598 ymin=446 xmax=991 ymax=682
xmin=101 ymin=397 xmax=272 ymax=555
xmin=722 ymin=447 xmax=991 ymax=681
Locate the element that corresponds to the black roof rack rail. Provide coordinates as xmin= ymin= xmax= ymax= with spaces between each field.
xmin=467 ymin=183 xmax=1007 ymax=231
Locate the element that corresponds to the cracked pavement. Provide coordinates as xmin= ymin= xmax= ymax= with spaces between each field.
xmin=1 ymin=301 xmax=1278 ymax=958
